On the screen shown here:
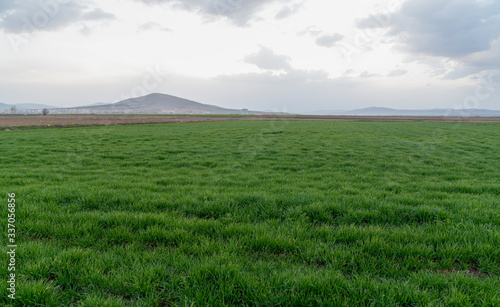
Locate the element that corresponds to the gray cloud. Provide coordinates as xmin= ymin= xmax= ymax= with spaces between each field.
xmin=315 ymin=33 xmax=344 ymax=48
xmin=387 ymin=69 xmax=407 ymax=77
xmin=244 ymin=46 xmax=292 ymax=71
xmin=357 ymin=0 xmax=500 ymax=78
xmin=460 ymin=38 xmax=500 ymax=69
xmin=0 ymin=1 xmax=115 ymax=33
xmin=275 ymin=6 xmax=292 ymax=19
xmin=358 ymin=0 xmax=500 ymax=57
xmin=359 ymin=71 xmax=379 ymax=78
xmin=134 ymin=0 xmax=291 ymax=26
xmin=0 ymin=2 xmax=14 ymax=13
xmin=275 ymin=3 xmax=303 ymax=20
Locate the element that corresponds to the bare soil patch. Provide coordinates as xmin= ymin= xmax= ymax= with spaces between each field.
xmin=1 ymin=114 xmax=499 ymax=129
xmin=436 ymin=262 xmax=490 ymax=278
xmin=0 ymin=115 xmax=241 ymax=128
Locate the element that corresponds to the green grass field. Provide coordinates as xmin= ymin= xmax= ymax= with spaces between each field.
xmin=1 ymin=120 xmax=499 ymax=306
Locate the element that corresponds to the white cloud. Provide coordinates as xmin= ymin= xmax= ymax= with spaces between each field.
xmin=244 ymin=46 xmax=292 ymax=71
xmin=315 ymin=33 xmax=344 ymax=47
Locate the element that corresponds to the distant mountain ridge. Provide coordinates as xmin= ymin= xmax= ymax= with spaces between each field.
xmin=306 ymin=107 xmax=500 ymax=117
xmin=2 ymin=94 xmax=500 ymax=116
xmin=74 ymin=93 xmax=262 ymax=115
xmin=79 ymin=102 xmax=108 ymax=107
xmin=0 ymin=102 xmax=56 ymax=110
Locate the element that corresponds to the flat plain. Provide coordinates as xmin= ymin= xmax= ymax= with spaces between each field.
xmin=2 ymin=114 xmax=500 ymax=130
xmin=1 ymin=118 xmax=499 ymax=306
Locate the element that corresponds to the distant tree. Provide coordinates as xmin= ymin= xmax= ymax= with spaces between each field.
xmin=10 ymin=106 xmax=16 ymax=115
xmin=42 ymin=109 xmax=49 ymax=116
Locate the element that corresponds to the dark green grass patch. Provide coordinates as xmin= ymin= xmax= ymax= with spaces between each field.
xmin=1 ymin=121 xmax=499 ymax=306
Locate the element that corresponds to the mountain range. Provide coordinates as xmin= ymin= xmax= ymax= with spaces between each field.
xmin=0 ymin=102 xmax=57 ymax=110
xmin=306 ymin=107 xmax=500 ymax=117
xmin=75 ymin=93 xmax=257 ymax=114
xmin=2 ymin=94 xmax=500 ymax=116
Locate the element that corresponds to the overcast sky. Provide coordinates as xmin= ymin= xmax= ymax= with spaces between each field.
xmin=1 ymin=0 xmax=499 ymax=112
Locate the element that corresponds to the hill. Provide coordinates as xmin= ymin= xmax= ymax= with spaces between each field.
xmin=80 ymin=93 xmax=258 ymax=115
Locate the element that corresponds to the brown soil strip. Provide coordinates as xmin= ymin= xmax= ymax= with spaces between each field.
xmin=0 ymin=115 xmax=241 ymax=128
xmin=1 ymin=114 xmax=500 ymax=129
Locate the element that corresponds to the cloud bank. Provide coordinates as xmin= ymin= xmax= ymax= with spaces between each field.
xmin=0 ymin=0 xmax=115 ymax=33
xmin=357 ymin=0 xmax=500 ymax=78
xmin=133 ymin=0 xmax=292 ymax=26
